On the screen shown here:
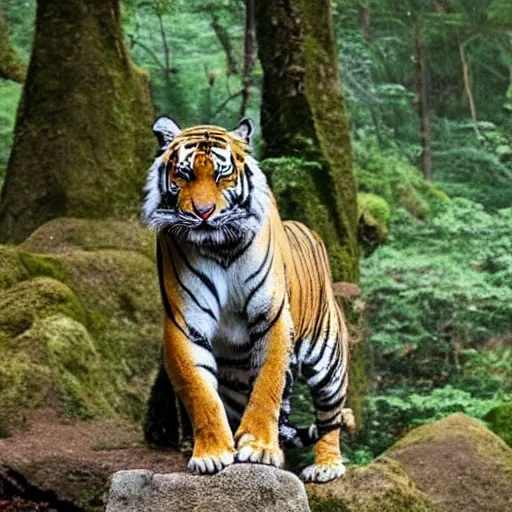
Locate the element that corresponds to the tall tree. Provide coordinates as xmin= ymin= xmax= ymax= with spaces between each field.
xmin=0 ymin=0 xmax=154 ymax=243
xmin=255 ymin=0 xmax=360 ymax=283
xmin=0 ymin=2 xmax=25 ymax=82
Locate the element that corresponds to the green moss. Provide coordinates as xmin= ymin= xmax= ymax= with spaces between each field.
xmin=484 ymin=404 xmax=512 ymax=446
xmin=0 ymin=356 xmax=52 ymax=437
xmin=307 ymin=457 xmax=435 ymax=512
xmin=357 ymin=193 xmax=390 ymax=256
xmin=44 ymin=315 xmax=115 ymax=419
xmin=0 ymin=0 xmax=155 ymax=243
xmin=0 ymin=245 xmax=28 ymax=289
xmin=0 ymin=277 xmax=86 ymax=337
xmin=18 ymin=251 xmax=68 ymax=282
xmin=263 ymin=157 xmax=356 ymax=282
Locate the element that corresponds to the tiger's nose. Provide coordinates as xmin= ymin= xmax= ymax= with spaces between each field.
xmin=192 ymin=201 xmax=216 ymax=220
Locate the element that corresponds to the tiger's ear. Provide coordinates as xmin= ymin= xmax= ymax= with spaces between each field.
xmin=230 ymin=118 xmax=255 ymax=146
xmin=152 ymin=116 xmax=181 ymax=148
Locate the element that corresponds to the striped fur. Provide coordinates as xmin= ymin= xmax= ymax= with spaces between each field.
xmin=143 ymin=117 xmax=351 ymax=483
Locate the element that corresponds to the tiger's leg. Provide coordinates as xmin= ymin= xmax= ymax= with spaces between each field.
xmin=234 ymin=304 xmax=293 ymax=467
xmin=163 ymin=317 xmax=235 ymax=474
xmin=299 ymin=315 xmax=349 ymax=482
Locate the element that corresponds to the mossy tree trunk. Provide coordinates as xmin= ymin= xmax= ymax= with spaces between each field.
xmin=255 ymin=0 xmax=359 ymax=283
xmin=256 ymin=0 xmax=366 ymax=430
xmin=0 ymin=3 xmax=25 ymax=82
xmin=0 ymin=0 xmax=155 ymax=243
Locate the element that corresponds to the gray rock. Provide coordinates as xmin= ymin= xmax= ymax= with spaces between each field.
xmin=106 ymin=464 xmax=311 ymax=512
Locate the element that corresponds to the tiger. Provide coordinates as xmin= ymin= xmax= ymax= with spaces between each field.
xmin=142 ymin=116 xmax=353 ymax=483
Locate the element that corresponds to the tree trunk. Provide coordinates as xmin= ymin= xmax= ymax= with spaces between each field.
xmin=0 ymin=4 xmax=25 ymax=82
xmin=255 ymin=0 xmax=360 ymax=284
xmin=458 ymin=34 xmax=481 ymax=141
xmin=239 ymin=0 xmax=256 ymax=117
xmin=255 ymin=0 xmax=364 ymax=430
xmin=413 ymin=21 xmax=432 ymax=181
xmin=0 ymin=0 xmax=155 ymax=243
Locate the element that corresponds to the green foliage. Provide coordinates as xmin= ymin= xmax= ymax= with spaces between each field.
xmin=432 ymin=120 xmax=512 ymax=209
xmin=358 ymin=386 xmax=506 ymax=456
xmin=354 ymin=138 xmax=448 ymax=220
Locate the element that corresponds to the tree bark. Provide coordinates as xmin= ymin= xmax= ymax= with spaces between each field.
xmin=239 ymin=0 xmax=256 ymax=117
xmin=255 ymin=0 xmax=359 ymax=283
xmin=0 ymin=0 xmax=155 ymax=243
xmin=413 ymin=21 xmax=432 ymax=181
xmin=0 ymin=4 xmax=25 ymax=82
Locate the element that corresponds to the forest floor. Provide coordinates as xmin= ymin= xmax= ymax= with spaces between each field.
xmin=0 ymin=409 xmax=187 ymax=511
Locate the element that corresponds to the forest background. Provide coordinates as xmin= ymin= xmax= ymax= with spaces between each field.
xmin=0 ymin=0 xmax=511 ymax=470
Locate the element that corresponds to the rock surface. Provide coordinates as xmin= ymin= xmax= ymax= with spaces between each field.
xmin=308 ymin=413 xmax=512 ymax=511
xmin=106 ymin=464 xmax=310 ymax=512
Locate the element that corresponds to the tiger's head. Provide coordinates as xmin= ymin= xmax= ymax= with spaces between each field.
xmin=143 ymin=117 xmax=269 ymax=247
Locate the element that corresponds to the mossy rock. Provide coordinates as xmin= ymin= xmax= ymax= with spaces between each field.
xmin=0 ymin=277 xmax=86 ymax=338
xmin=386 ymin=413 xmax=512 ymax=512
xmin=308 ymin=413 xmax=512 ymax=512
xmin=308 ymin=457 xmax=435 ymax=512
xmin=484 ymin=403 xmax=512 ymax=446
xmin=21 ymin=218 xmax=155 ymax=260
xmin=0 ymin=239 xmax=161 ymax=426
xmin=357 ymin=193 xmax=390 ymax=255
xmin=44 ymin=315 xmax=115 ymax=419
xmin=0 ymin=245 xmax=29 ymax=289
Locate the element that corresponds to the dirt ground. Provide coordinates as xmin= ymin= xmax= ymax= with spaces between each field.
xmin=0 ymin=408 xmax=188 ymax=511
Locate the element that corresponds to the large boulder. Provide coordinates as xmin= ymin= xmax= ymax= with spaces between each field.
xmin=106 ymin=464 xmax=310 ymax=512
xmin=0 ymin=218 xmax=161 ymax=435
xmin=308 ymin=413 xmax=512 ymax=511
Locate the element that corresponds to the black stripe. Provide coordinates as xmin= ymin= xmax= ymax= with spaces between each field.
xmin=249 ymin=297 xmax=285 ymax=343
xmin=307 ymin=316 xmax=332 ymax=367
xmin=315 ymin=394 xmax=344 ymax=412
xmin=157 ymin=242 xmax=189 ymax=339
xmin=310 ymin=353 xmax=341 ymax=393
xmin=168 ymin=248 xmax=218 ymax=322
xmin=244 ymin=251 xmax=274 ymax=312
xmin=197 ymin=364 xmax=218 ymax=378
xmin=170 ymin=237 xmax=221 ymax=307
xmin=245 ymin=227 xmax=272 ymax=283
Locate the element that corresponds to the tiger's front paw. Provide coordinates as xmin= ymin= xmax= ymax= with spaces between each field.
xmin=300 ymin=459 xmax=346 ymax=483
xmin=188 ymin=450 xmax=235 ymax=475
xmin=235 ymin=433 xmax=284 ymax=467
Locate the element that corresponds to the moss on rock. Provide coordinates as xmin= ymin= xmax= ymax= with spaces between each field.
xmin=484 ymin=403 xmax=512 ymax=447
xmin=44 ymin=315 xmax=115 ymax=419
xmin=21 ymin=218 xmax=155 ymax=260
xmin=309 ymin=413 xmax=512 ymax=512
xmin=357 ymin=193 xmax=390 ymax=255
xmin=0 ymin=277 xmax=86 ymax=337
xmin=0 ymin=245 xmax=29 ymax=289
xmin=308 ymin=457 xmax=435 ymax=512
xmin=0 ymin=223 xmax=161 ymax=428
